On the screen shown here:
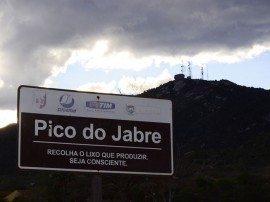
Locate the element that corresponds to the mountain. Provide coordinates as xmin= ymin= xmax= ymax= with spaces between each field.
xmin=2 ymin=78 xmax=270 ymax=169
xmin=141 ymin=78 xmax=270 ymax=151
xmin=1 ymin=78 xmax=270 ymax=201
xmin=0 ymin=123 xmax=17 ymax=174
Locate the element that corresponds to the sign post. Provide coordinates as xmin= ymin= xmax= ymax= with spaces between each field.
xmin=91 ymin=174 xmax=102 ymax=202
xmin=18 ymin=85 xmax=173 ymax=175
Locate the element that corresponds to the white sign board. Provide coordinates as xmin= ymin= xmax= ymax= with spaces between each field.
xmin=18 ymin=85 xmax=173 ymax=175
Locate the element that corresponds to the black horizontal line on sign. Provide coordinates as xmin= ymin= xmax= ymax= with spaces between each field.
xmin=33 ymin=141 xmax=162 ymax=150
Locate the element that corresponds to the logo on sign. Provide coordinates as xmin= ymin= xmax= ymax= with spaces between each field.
xmin=33 ymin=91 xmax=46 ymax=110
xmin=59 ymin=94 xmax=74 ymax=108
xmin=58 ymin=94 xmax=76 ymax=113
xmin=86 ymin=101 xmax=115 ymax=112
xmin=126 ymin=105 xmax=135 ymax=115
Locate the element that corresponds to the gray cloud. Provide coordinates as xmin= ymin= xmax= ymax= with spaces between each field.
xmin=3 ymin=0 xmax=270 ymax=55
xmin=5 ymin=0 xmax=270 ymax=53
xmin=1 ymin=0 xmax=270 ymax=109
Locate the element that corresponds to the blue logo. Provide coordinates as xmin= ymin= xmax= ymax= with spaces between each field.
xmin=86 ymin=101 xmax=115 ymax=111
xmin=58 ymin=94 xmax=76 ymax=113
xmin=59 ymin=94 xmax=75 ymax=108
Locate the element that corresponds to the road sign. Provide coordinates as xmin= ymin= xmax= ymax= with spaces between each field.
xmin=18 ymin=85 xmax=173 ymax=175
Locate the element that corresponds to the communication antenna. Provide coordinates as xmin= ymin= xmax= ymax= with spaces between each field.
xmin=181 ymin=63 xmax=186 ymax=76
xmin=188 ymin=61 xmax=192 ymax=78
xmin=201 ymin=64 xmax=204 ymax=80
xmin=181 ymin=64 xmax=184 ymax=74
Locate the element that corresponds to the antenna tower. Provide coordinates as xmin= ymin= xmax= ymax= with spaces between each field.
xmin=188 ymin=61 xmax=192 ymax=78
xmin=201 ymin=64 xmax=204 ymax=80
xmin=181 ymin=63 xmax=185 ymax=75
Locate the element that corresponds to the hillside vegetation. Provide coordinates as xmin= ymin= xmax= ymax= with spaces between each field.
xmin=1 ymin=78 xmax=270 ymax=201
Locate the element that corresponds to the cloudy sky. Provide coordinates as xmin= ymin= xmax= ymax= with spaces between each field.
xmin=1 ymin=0 xmax=270 ymax=128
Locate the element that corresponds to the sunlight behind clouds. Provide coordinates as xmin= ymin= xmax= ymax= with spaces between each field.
xmin=67 ymin=46 xmax=153 ymax=71
xmin=118 ymin=69 xmax=173 ymax=95
xmin=179 ymin=44 xmax=270 ymax=66
xmin=75 ymin=70 xmax=173 ymax=95
xmin=67 ymin=40 xmax=182 ymax=72
xmin=48 ymin=48 xmax=72 ymax=77
xmin=0 ymin=110 xmax=16 ymax=128
xmin=65 ymin=39 xmax=270 ymax=77
xmin=77 ymin=80 xmax=117 ymax=94
xmin=0 ymin=79 xmax=4 ymax=88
